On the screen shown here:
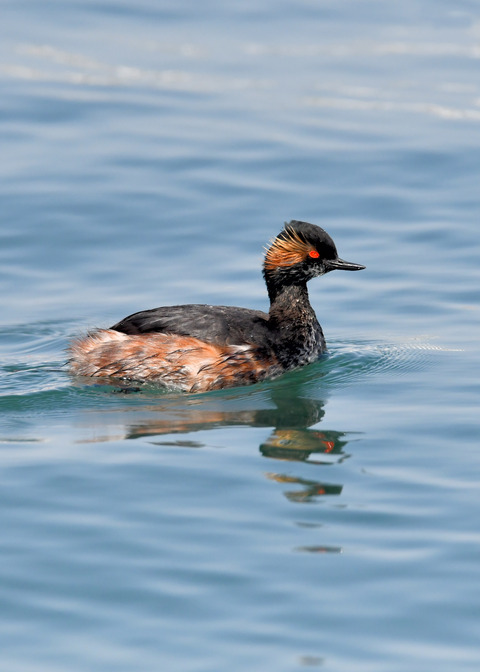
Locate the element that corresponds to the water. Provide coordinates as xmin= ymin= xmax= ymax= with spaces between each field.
xmin=1 ymin=1 xmax=480 ymax=670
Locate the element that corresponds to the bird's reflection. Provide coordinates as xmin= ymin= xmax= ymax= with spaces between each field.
xmin=265 ymin=472 xmax=343 ymax=503
xmin=81 ymin=372 xmax=356 ymax=509
xmin=121 ymin=383 xmax=349 ymax=459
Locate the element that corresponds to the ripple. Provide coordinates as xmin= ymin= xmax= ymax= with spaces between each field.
xmin=295 ymin=545 xmax=343 ymax=554
xmin=0 ymin=321 xmax=72 ymax=403
xmin=321 ymin=336 xmax=461 ymax=387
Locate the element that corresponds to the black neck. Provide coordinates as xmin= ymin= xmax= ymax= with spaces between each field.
xmin=264 ymin=263 xmax=314 ymax=306
xmin=264 ymin=278 xmax=325 ymax=366
xmin=268 ymin=282 xmax=311 ymax=316
xmin=267 ymin=281 xmax=319 ymax=332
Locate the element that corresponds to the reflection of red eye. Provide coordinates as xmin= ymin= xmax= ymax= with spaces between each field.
xmin=309 ymin=250 xmax=320 ymax=258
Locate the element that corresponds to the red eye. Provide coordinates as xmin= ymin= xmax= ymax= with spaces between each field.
xmin=308 ymin=250 xmax=320 ymax=259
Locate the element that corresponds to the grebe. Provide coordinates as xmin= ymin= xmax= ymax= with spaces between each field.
xmin=69 ymin=220 xmax=365 ymax=392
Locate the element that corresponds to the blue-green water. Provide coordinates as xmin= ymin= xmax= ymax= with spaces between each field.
xmin=1 ymin=2 xmax=480 ymax=670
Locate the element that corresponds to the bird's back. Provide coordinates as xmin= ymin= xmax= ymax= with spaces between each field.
xmin=111 ymin=304 xmax=271 ymax=346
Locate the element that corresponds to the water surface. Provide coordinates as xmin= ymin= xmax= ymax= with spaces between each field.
xmin=1 ymin=2 xmax=480 ymax=671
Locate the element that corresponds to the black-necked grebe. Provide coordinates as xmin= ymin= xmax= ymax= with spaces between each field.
xmin=69 ymin=220 xmax=365 ymax=392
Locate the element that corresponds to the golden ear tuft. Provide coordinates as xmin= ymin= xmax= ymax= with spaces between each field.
xmin=264 ymin=226 xmax=316 ymax=271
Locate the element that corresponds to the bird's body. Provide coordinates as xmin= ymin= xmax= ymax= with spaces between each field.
xmin=68 ymin=220 xmax=365 ymax=392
